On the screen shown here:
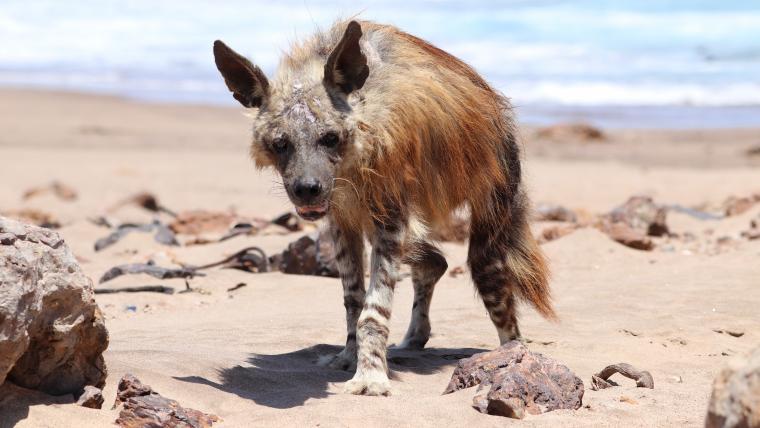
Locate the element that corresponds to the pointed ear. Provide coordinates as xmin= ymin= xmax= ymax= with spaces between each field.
xmin=324 ymin=21 xmax=369 ymax=95
xmin=213 ymin=40 xmax=269 ymax=108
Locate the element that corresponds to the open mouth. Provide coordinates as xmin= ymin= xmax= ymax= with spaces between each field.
xmin=295 ymin=201 xmax=329 ymax=221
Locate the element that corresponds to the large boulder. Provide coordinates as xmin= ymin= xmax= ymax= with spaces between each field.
xmin=0 ymin=216 xmax=108 ymax=395
xmin=444 ymin=341 xmax=584 ymax=419
xmin=706 ymin=346 xmax=760 ymax=428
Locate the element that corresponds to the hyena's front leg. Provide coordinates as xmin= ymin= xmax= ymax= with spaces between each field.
xmin=343 ymin=218 xmax=404 ymax=396
xmin=321 ymin=219 xmax=365 ymax=371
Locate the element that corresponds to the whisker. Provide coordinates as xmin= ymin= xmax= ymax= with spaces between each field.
xmin=333 ymin=177 xmax=361 ymax=199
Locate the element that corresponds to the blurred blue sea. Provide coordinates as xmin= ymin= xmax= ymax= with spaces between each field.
xmin=1 ymin=0 xmax=759 ymax=128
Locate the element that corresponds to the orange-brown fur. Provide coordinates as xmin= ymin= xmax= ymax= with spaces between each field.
xmin=216 ymin=21 xmax=555 ymax=393
xmin=241 ymin=20 xmax=554 ymax=319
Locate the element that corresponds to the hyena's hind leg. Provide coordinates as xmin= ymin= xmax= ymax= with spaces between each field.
xmin=468 ymin=188 xmax=554 ymax=345
xmin=397 ymin=242 xmax=447 ymax=350
xmin=319 ymin=220 xmax=366 ymax=371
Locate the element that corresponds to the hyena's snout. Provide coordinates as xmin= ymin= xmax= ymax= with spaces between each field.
xmin=290 ymin=176 xmax=330 ymax=220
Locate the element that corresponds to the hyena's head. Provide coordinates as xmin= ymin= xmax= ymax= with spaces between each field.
xmin=213 ymin=21 xmax=369 ymax=221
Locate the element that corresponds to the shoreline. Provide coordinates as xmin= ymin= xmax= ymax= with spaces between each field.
xmin=3 ymin=85 xmax=760 ymax=131
xmin=2 ymin=87 xmax=758 ymax=172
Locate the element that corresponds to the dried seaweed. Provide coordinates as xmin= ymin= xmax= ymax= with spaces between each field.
xmin=94 ymin=221 xmax=178 ymax=251
xmin=108 ymin=192 xmax=176 ymax=217
xmin=99 ymin=261 xmax=202 ymax=284
xmin=95 ymin=285 xmax=175 ymax=294
xmin=98 ymin=246 xmax=268 ymax=288
xmin=189 ymin=246 xmax=270 ymax=273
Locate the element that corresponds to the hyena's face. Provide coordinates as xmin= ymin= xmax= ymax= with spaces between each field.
xmin=248 ymin=88 xmax=350 ymax=220
xmin=213 ymin=21 xmax=369 ymax=221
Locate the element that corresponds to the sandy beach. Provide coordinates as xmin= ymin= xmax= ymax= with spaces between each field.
xmin=1 ymin=88 xmax=759 ymax=427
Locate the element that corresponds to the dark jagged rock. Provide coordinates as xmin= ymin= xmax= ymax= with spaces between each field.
xmin=277 ymin=233 xmax=338 ymax=277
xmin=114 ymin=374 xmax=219 ymax=428
xmin=444 ymin=341 xmax=584 ymax=419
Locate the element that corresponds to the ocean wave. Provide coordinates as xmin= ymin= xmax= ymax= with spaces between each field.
xmin=0 ymin=0 xmax=758 ymax=110
xmin=505 ymin=81 xmax=760 ymax=107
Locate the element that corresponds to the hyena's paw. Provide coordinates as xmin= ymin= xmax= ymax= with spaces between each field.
xmin=317 ymin=348 xmax=357 ymax=371
xmin=393 ymin=335 xmax=429 ymax=351
xmin=343 ymin=372 xmax=391 ymax=396
xmin=394 ymin=325 xmax=430 ymax=350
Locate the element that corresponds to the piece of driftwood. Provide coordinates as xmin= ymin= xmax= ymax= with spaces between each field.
xmin=99 ymin=262 xmax=202 ymax=284
xmin=94 ymin=221 xmax=179 ymax=251
xmin=95 ymin=285 xmax=175 ymax=295
xmin=591 ymin=363 xmax=654 ymax=390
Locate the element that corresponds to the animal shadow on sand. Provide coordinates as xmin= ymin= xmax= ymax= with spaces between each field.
xmin=174 ymin=344 xmax=485 ymax=409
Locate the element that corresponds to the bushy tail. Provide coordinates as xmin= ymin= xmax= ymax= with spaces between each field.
xmin=506 ymin=220 xmax=556 ymax=321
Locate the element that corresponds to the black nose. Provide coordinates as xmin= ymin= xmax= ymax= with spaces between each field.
xmin=293 ymin=178 xmax=323 ymax=203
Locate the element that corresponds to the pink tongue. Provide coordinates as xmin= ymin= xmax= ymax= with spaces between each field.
xmin=298 ymin=205 xmax=325 ymax=214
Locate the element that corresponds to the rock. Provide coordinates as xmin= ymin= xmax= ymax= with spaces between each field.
xmin=444 ymin=341 xmax=584 ymax=419
xmin=741 ymin=229 xmax=760 ymax=241
xmin=603 ymin=222 xmax=654 ymax=251
xmin=607 ymin=196 xmax=669 ymax=237
xmin=538 ymin=224 xmax=579 ymax=244
xmin=0 ymin=216 xmax=108 ymax=395
xmin=113 ymin=373 xmax=156 ymax=408
xmin=277 ymin=232 xmax=338 ymax=277
xmin=746 ymin=145 xmax=760 ymax=157
xmin=114 ymin=374 xmax=219 ymax=428
xmin=534 ymin=203 xmax=577 ymax=222
xmin=169 ymin=210 xmax=236 ymax=235
xmin=535 ymin=123 xmax=606 ymax=143
xmin=0 ymin=209 xmax=61 ymax=229
xmin=76 ymin=385 xmax=104 ymax=409
xmin=706 ymin=346 xmax=760 ymax=428
xmin=448 ymin=266 xmax=466 ymax=278
xmin=723 ymin=196 xmax=758 ymax=217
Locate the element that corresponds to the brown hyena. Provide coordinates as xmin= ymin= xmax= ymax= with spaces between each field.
xmin=213 ymin=20 xmax=555 ymax=396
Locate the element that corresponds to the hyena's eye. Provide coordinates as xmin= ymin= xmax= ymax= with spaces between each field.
xmin=271 ymin=137 xmax=289 ymax=154
xmin=317 ymin=132 xmax=340 ymax=149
